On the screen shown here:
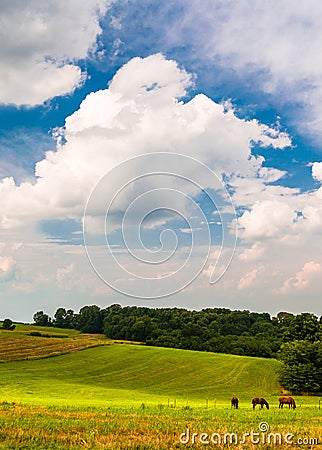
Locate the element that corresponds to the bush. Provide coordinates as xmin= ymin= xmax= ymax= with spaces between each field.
xmin=2 ymin=319 xmax=16 ymax=331
xmin=28 ymin=331 xmax=68 ymax=338
xmin=28 ymin=331 xmax=42 ymax=336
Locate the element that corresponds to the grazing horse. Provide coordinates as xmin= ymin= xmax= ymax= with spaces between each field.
xmin=279 ymin=397 xmax=296 ymax=409
xmin=231 ymin=397 xmax=239 ymax=409
xmin=252 ymin=397 xmax=269 ymax=409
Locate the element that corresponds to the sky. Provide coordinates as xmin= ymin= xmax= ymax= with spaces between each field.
xmin=1 ymin=0 xmax=322 ymax=321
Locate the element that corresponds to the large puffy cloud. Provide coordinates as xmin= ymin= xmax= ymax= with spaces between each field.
xmin=0 ymin=0 xmax=110 ymax=106
xmin=3 ymin=53 xmax=322 ymax=313
xmin=238 ymin=200 xmax=297 ymax=241
xmin=110 ymin=0 xmax=322 ymax=140
xmin=237 ymin=164 xmax=322 ymax=243
xmin=0 ymin=54 xmax=291 ymax=230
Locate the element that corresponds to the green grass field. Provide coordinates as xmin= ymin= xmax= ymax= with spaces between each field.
xmin=0 ymin=326 xmax=320 ymax=448
xmin=0 ymin=343 xmax=283 ymax=407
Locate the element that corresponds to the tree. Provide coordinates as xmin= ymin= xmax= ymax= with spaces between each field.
xmin=76 ymin=305 xmax=105 ymax=333
xmin=33 ymin=311 xmax=52 ymax=327
xmin=283 ymin=313 xmax=321 ymax=342
xmin=278 ymin=340 xmax=322 ymax=393
xmin=53 ymin=307 xmax=76 ymax=329
xmin=2 ymin=318 xmax=16 ymax=330
xmin=102 ymin=304 xmax=287 ymax=357
xmin=276 ymin=311 xmax=294 ymax=324
xmin=130 ymin=317 xmax=153 ymax=342
xmin=65 ymin=309 xmax=77 ymax=328
xmin=53 ymin=307 xmax=67 ymax=328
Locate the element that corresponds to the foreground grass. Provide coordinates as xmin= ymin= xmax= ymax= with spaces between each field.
xmin=0 ymin=342 xmax=320 ymax=448
xmin=0 ymin=403 xmax=320 ymax=449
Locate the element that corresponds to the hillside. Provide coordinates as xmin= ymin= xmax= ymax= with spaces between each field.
xmin=0 ymin=343 xmax=282 ymax=408
xmin=0 ymin=323 xmax=111 ymax=362
xmin=0 ymin=343 xmax=320 ymax=450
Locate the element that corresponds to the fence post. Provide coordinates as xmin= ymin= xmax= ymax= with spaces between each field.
xmin=206 ymin=398 xmax=208 ymax=409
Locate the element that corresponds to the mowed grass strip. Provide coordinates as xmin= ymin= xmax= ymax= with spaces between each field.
xmin=0 ymin=325 xmax=111 ymax=362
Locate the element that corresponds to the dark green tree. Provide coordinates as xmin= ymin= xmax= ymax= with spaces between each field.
xmin=278 ymin=340 xmax=322 ymax=393
xmin=76 ymin=305 xmax=105 ymax=333
xmin=33 ymin=311 xmax=52 ymax=327
xmin=53 ymin=307 xmax=67 ymax=328
xmin=276 ymin=311 xmax=294 ymax=325
xmin=65 ymin=309 xmax=77 ymax=328
xmin=102 ymin=304 xmax=285 ymax=357
xmin=283 ymin=313 xmax=321 ymax=342
xmin=53 ymin=308 xmax=76 ymax=328
xmin=130 ymin=316 xmax=153 ymax=342
xmin=2 ymin=318 xmax=16 ymax=330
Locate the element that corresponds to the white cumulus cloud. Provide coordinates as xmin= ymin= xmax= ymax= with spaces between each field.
xmin=0 ymin=54 xmax=291 ymax=230
xmin=0 ymin=0 xmax=110 ymax=106
xmin=238 ymin=200 xmax=297 ymax=241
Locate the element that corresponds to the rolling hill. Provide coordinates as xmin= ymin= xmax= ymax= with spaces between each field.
xmin=0 ymin=342 xmax=282 ymax=408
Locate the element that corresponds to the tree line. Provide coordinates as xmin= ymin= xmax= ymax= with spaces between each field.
xmin=33 ymin=305 xmax=322 ymax=394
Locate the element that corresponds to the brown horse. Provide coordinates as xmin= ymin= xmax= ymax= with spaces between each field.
xmin=252 ymin=397 xmax=269 ymax=409
xmin=279 ymin=397 xmax=296 ymax=409
xmin=231 ymin=397 xmax=238 ymax=409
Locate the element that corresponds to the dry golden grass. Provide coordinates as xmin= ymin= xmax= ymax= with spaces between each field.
xmin=0 ymin=332 xmax=111 ymax=362
xmin=0 ymin=402 xmax=320 ymax=449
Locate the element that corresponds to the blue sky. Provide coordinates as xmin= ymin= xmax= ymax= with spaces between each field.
xmin=1 ymin=1 xmax=322 ymax=321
